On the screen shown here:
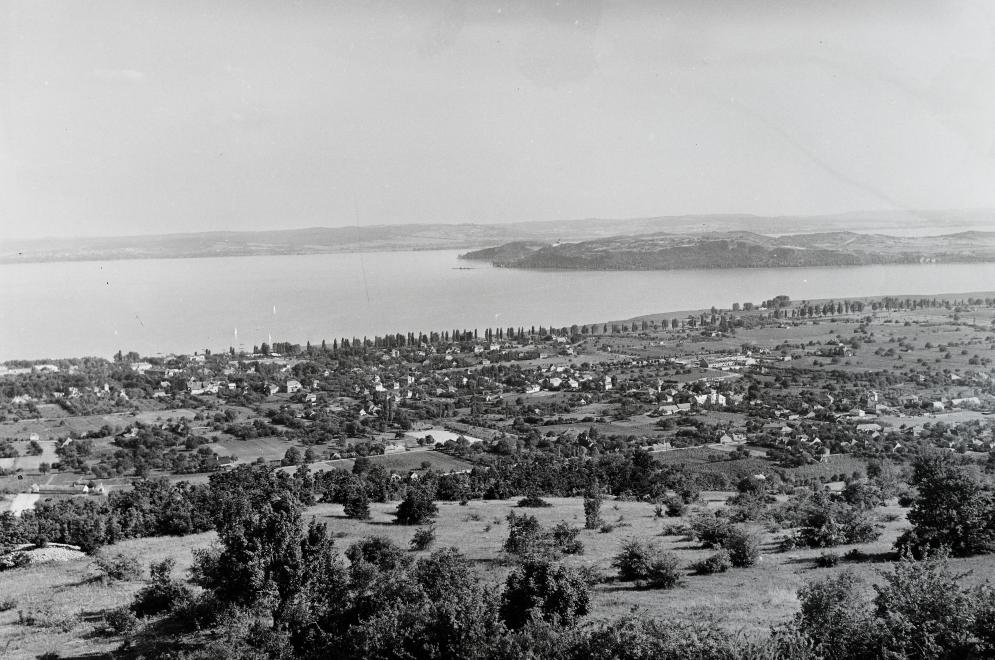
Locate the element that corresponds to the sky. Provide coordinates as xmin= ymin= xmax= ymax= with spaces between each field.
xmin=2 ymin=0 xmax=995 ymax=240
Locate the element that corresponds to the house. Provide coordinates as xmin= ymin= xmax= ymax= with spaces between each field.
xmin=187 ymin=379 xmax=221 ymax=395
xmin=285 ymin=380 xmax=303 ymax=394
xmin=856 ymin=423 xmax=882 ymax=434
xmin=659 ymin=404 xmax=680 ymax=416
xmin=951 ymin=397 xmax=981 ymax=408
xmin=864 ymin=391 xmax=879 ymax=407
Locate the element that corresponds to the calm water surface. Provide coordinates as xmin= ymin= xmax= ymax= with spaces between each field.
xmin=2 ymin=250 xmax=994 ymax=360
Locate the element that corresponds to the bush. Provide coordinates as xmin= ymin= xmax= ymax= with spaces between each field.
xmin=579 ymin=617 xmax=764 ymax=659
xmin=795 ymin=570 xmax=877 ymax=659
xmin=816 ymin=552 xmax=841 ymax=568
xmin=500 ymin=557 xmax=590 ymax=628
xmin=131 ymin=558 xmax=194 ymax=617
xmin=346 ymin=536 xmax=408 ymax=572
xmin=663 ymin=495 xmax=687 ymax=517
xmin=724 ymin=527 xmax=761 ymax=568
xmin=787 ymin=492 xmax=882 ymax=548
xmin=0 ymin=551 xmax=30 ymax=571
xmin=692 ymin=550 xmax=732 ymax=575
xmin=659 ymin=522 xmax=690 ymax=537
xmin=104 ymin=605 xmax=138 ymax=635
xmin=583 ymin=493 xmax=602 ymax=530
xmin=550 ymin=521 xmax=584 ymax=556
xmin=504 ymin=512 xmax=546 ymax=556
xmin=793 ymin=551 xmax=995 ymax=660
xmin=612 ymin=539 xmax=683 ymax=589
xmin=518 ymin=495 xmax=552 ymax=508
xmin=95 ymin=551 xmax=142 ymax=582
xmin=410 ymin=526 xmax=436 ymax=551
xmin=872 ymin=549 xmax=986 ymax=658
xmin=643 ymin=553 xmax=683 ymax=589
xmin=18 ymin=604 xmax=79 ymax=632
xmin=0 ymin=599 xmax=16 ymax=612
xmin=689 ymin=513 xmax=734 ymax=548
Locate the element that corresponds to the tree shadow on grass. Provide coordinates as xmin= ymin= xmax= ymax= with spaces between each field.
xmin=782 ymin=548 xmax=899 ymax=570
xmin=57 ymin=574 xmax=104 ymax=590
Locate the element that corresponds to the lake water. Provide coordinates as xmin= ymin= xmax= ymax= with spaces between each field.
xmin=2 ymin=250 xmax=994 ymax=360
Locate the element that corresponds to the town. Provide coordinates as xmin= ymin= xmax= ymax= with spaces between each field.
xmin=2 ymin=291 xmax=995 ymax=658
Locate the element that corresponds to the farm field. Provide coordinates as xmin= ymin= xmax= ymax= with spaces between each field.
xmin=287 ymin=448 xmax=475 ymax=476
xmin=209 ymin=435 xmax=303 ymax=463
xmin=405 ymin=429 xmax=484 ymax=445
xmin=0 ymin=408 xmax=201 ymax=441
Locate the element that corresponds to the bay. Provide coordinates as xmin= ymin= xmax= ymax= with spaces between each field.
xmin=1 ymin=249 xmax=993 ymax=360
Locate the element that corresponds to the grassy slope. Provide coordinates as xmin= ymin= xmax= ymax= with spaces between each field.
xmin=0 ymin=532 xmax=213 ymax=660
xmin=12 ymin=494 xmax=995 ymax=657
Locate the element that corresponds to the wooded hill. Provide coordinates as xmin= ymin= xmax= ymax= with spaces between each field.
xmin=460 ymin=231 xmax=995 ymax=270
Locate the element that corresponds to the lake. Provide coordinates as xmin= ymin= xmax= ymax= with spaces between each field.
xmin=2 ymin=250 xmax=994 ymax=360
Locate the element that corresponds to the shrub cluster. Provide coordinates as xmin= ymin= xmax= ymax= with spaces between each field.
xmin=692 ymin=549 xmax=732 ymax=575
xmin=688 ymin=514 xmax=760 ymax=567
xmin=95 ymin=551 xmax=142 ymax=582
xmin=504 ymin=513 xmax=584 ymax=557
xmin=409 ymin=526 xmax=436 ymax=551
xmin=612 ymin=539 xmax=683 ymax=589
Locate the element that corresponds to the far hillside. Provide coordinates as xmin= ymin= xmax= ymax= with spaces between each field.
xmin=460 ymin=230 xmax=995 ymax=270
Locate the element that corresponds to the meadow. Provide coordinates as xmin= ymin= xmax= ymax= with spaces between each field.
xmin=9 ymin=490 xmax=995 ymax=659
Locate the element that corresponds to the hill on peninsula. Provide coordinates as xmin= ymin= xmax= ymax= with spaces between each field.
xmin=460 ymin=230 xmax=995 ymax=270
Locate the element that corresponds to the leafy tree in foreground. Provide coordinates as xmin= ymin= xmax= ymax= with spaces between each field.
xmin=343 ymin=482 xmax=371 ymax=520
xmin=896 ymin=451 xmax=995 ymax=557
xmin=794 ymin=551 xmax=995 ymax=660
xmin=190 ymin=465 xmax=316 ymax=626
xmin=410 ymin=526 xmax=436 ymax=551
xmin=500 ymin=557 xmax=590 ymax=629
xmin=394 ymin=485 xmax=438 ymax=525
xmin=345 ymin=536 xmax=409 ymax=573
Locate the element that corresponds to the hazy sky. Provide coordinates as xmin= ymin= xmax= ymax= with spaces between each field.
xmin=2 ymin=0 xmax=995 ymax=240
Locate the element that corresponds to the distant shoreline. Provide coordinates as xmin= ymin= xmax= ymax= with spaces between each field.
xmin=3 ymin=289 xmax=993 ymax=364
xmin=2 ymin=209 xmax=991 ymax=266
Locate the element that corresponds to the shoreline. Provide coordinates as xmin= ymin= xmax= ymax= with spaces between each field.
xmin=3 ymin=289 xmax=993 ymax=364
